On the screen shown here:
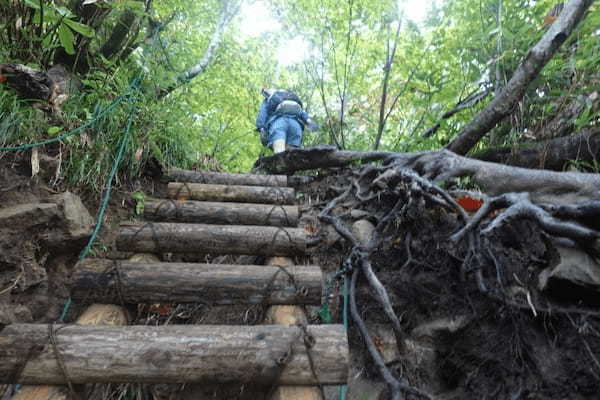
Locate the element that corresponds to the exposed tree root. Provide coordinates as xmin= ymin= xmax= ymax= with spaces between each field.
xmin=310 ymin=153 xmax=600 ymax=398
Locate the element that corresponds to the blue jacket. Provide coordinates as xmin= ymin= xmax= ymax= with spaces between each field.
xmin=255 ymin=100 xmax=309 ymax=131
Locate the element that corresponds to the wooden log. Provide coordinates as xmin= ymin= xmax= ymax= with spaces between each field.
xmin=72 ymin=259 xmax=323 ymax=305
xmin=0 ymin=324 xmax=349 ymax=385
xmin=265 ymin=257 xmax=323 ymax=400
xmin=143 ymin=199 xmax=299 ymax=227
xmin=167 ymin=183 xmax=295 ymax=205
xmin=165 ymin=168 xmax=289 ymax=187
xmin=116 ymin=222 xmax=308 ymax=256
xmin=12 ymin=304 xmax=129 ymax=400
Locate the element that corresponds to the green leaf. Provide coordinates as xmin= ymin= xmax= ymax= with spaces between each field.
xmin=64 ymin=19 xmax=94 ymax=38
xmin=21 ymin=0 xmax=40 ymax=10
xmin=317 ymin=304 xmax=333 ymax=323
xmin=58 ymin=24 xmax=75 ymax=55
xmin=47 ymin=126 xmax=62 ymax=135
xmin=132 ymin=192 xmax=146 ymax=215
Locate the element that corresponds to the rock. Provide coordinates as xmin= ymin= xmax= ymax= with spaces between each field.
xmin=539 ymin=246 xmax=600 ymax=304
xmin=411 ymin=315 xmax=471 ymax=340
xmin=0 ymin=303 xmax=16 ymax=325
xmin=50 ymin=192 xmax=94 ymax=241
xmin=0 ymin=203 xmax=60 ymax=229
xmin=352 ymin=219 xmax=375 ymax=245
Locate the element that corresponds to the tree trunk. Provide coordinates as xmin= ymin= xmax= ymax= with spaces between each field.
xmin=116 ymin=222 xmax=309 ymax=256
xmin=476 ymin=126 xmax=600 ymax=170
xmin=446 ymin=0 xmax=594 ymax=155
xmin=165 ymin=168 xmax=289 ymax=187
xmin=144 ymin=200 xmax=299 ymax=227
xmin=167 ymin=183 xmax=296 ymax=205
xmin=72 ymin=259 xmax=323 ymax=305
xmin=0 ymin=324 xmax=349 ymax=385
xmin=99 ymin=9 xmax=137 ymax=59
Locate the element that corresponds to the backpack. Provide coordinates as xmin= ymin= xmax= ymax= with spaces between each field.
xmin=267 ymin=90 xmax=303 ymax=116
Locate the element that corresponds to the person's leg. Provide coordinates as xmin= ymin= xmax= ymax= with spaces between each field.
xmin=268 ymin=118 xmax=287 ymax=153
xmin=285 ymin=119 xmax=303 ymax=148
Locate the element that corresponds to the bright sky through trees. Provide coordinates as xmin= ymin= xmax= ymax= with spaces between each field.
xmin=239 ymin=0 xmax=434 ymax=66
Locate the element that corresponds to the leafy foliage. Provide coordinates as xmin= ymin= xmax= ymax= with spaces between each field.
xmin=0 ymin=0 xmax=598 ymax=189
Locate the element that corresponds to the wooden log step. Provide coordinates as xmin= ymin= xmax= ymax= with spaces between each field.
xmin=116 ymin=222 xmax=309 ymax=256
xmin=0 ymin=324 xmax=349 ymax=385
xmin=168 ymin=182 xmax=295 ymax=205
xmin=72 ymin=259 xmax=323 ymax=305
xmin=143 ymin=199 xmax=299 ymax=227
xmin=165 ymin=168 xmax=289 ymax=187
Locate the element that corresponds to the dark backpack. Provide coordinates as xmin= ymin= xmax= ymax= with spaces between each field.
xmin=266 ymin=90 xmax=303 ymax=115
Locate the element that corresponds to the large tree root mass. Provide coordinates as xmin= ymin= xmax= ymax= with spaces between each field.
xmin=275 ymin=146 xmax=600 ymax=399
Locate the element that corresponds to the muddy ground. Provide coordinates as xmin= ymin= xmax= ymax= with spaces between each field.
xmin=1 ymin=152 xmax=599 ymax=400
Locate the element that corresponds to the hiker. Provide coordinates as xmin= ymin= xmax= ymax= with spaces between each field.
xmin=255 ymin=88 xmax=317 ymax=153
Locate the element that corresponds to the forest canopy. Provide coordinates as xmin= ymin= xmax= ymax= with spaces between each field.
xmin=0 ymin=0 xmax=598 ymax=185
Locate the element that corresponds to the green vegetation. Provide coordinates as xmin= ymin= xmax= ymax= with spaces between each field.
xmin=0 ymin=0 xmax=598 ymax=189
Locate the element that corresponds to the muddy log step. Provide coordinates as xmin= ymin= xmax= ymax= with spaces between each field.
xmin=0 ymin=324 xmax=349 ymax=385
xmin=168 ymin=183 xmax=295 ymax=205
xmin=116 ymin=222 xmax=309 ymax=256
xmin=72 ymin=259 xmax=323 ymax=305
xmin=143 ymin=199 xmax=299 ymax=227
xmin=165 ymin=168 xmax=289 ymax=187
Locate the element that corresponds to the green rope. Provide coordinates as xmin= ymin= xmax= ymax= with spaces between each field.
xmin=339 ymin=274 xmax=349 ymax=399
xmin=79 ymin=103 xmax=136 ymax=260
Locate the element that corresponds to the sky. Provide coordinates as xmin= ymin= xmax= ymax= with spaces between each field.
xmin=239 ymin=0 xmax=434 ymax=66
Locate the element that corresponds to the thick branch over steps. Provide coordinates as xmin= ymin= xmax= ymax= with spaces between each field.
xmin=0 ymin=324 xmax=349 ymax=385
xmin=256 ymin=147 xmax=600 ymax=204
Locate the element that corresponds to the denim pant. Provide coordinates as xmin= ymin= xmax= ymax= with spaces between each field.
xmin=268 ymin=117 xmax=303 ymax=147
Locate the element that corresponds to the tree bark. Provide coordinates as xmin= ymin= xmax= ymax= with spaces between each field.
xmin=72 ymin=259 xmax=323 ymax=305
xmin=167 ymin=183 xmax=296 ymax=205
xmin=446 ymin=0 xmax=594 ymax=155
xmin=116 ymin=222 xmax=309 ymax=256
xmin=390 ymin=149 xmax=600 ymax=204
xmin=144 ymin=200 xmax=299 ymax=227
xmin=475 ymin=126 xmax=600 ymax=170
xmin=0 ymin=324 xmax=349 ymax=385
xmin=165 ymin=168 xmax=289 ymax=187
xmin=12 ymin=304 xmax=129 ymax=400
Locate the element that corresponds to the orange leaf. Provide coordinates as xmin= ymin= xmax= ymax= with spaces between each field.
xmin=0 ymin=76 xmax=7 ymax=83
xmin=304 ymin=225 xmax=317 ymax=234
xmin=455 ymin=196 xmax=484 ymax=212
xmin=149 ymin=303 xmax=173 ymax=316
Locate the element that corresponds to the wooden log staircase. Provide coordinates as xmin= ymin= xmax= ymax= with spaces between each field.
xmin=2 ymin=169 xmax=349 ymax=400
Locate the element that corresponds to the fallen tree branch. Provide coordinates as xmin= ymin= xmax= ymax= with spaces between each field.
xmin=446 ymin=0 xmax=594 ymax=155
xmin=475 ymin=126 xmax=600 ymax=170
